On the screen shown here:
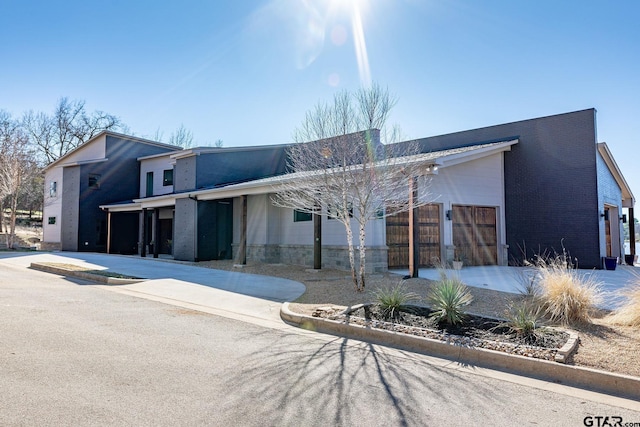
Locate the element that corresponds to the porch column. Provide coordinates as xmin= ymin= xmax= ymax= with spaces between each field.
xmin=153 ymin=208 xmax=160 ymax=258
xmin=630 ymin=207 xmax=636 ymax=258
xmin=141 ymin=208 xmax=147 ymax=257
xmin=314 ymin=209 xmax=322 ymax=269
xmin=409 ymin=177 xmax=419 ymax=278
xmin=237 ymin=195 xmax=247 ymax=265
xmin=106 ymin=211 xmax=111 ymax=254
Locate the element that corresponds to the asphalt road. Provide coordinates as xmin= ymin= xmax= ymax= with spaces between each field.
xmin=1 ymin=257 xmax=639 ymax=426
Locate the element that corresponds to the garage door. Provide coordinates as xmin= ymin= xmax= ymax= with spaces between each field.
xmin=386 ymin=204 xmax=441 ymax=269
xmin=452 ymin=205 xmax=497 ymax=266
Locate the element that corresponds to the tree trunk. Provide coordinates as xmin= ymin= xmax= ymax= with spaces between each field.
xmin=0 ymin=198 xmax=4 ymax=234
xmin=7 ymin=193 xmax=18 ymax=249
xmin=358 ymin=221 xmax=367 ymax=292
xmin=345 ymin=223 xmax=358 ymax=291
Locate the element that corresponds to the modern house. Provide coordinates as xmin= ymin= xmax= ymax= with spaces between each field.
xmin=43 ymin=109 xmax=636 ymax=271
xmin=41 ymin=132 xmax=180 ymax=253
xmin=401 ymin=108 xmax=635 ymax=269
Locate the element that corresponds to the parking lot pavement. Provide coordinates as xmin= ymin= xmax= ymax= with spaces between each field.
xmin=2 ymin=258 xmax=639 ymax=425
xmin=0 ymin=252 xmax=305 ymax=327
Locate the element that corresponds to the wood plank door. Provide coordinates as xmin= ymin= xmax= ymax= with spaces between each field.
xmin=452 ymin=205 xmax=497 ymax=266
xmin=605 ymin=207 xmax=612 ymax=257
xmin=386 ymin=204 xmax=441 ymax=268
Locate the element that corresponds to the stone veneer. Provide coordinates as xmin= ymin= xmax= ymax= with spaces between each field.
xmin=39 ymin=241 xmax=62 ymax=251
xmin=235 ymin=244 xmax=389 ymax=273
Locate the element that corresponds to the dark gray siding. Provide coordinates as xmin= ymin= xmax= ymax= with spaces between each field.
xmin=75 ymin=136 xmax=177 ymax=252
xmin=194 ymin=147 xmax=288 ymax=189
xmin=404 ymin=109 xmax=601 ymax=268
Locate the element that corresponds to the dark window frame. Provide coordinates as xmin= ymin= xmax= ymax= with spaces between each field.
xmin=293 ymin=209 xmax=313 ymax=222
xmin=88 ymin=174 xmax=101 ymax=189
xmin=163 ymin=169 xmax=174 ymax=186
xmin=146 ymin=172 xmax=154 ymax=197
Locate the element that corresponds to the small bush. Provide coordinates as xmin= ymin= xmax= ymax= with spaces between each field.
xmin=532 ymin=253 xmax=601 ymax=326
xmin=427 ymin=275 xmax=473 ymax=325
xmin=607 ymin=285 xmax=640 ymax=327
xmin=501 ymin=302 xmax=544 ymax=341
xmin=372 ymin=284 xmax=419 ymax=320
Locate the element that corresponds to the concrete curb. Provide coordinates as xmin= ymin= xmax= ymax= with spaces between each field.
xmin=281 ymin=302 xmax=640 ymax=402
xmin=29 ymin=263 xmax=146 ymax=285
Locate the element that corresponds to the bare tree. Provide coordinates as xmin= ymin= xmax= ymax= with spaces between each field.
xmin=0 ymin=111 xmax=38 ymax=248
xmin=273 ymin=84 xmax=433 ymax=291
xmin=168 ymin=124 xmax=194 ymax=148
xmin=23 ymin=97 xmax=121 ymax=164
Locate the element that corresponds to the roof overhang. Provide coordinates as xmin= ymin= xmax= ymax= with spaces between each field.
xmin=100 ymin=138 xmax=518 ymax=211
xmin=112 ymin=139 xmax=518 ymax=206
xmin=99 ymin=202 xmax=141 ymax=212
xmin=44 ymin=131 xmax=181 ymax=171
xmin=598 ymin=143 xmax=635 ymax=208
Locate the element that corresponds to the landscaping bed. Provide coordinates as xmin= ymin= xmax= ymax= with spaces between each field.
xmin=314 ymin=304 xmax=571 ymax=361
xmin=194 ymin=260 xmax=640 ymax=378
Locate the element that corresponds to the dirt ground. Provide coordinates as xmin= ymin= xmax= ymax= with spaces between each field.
xmin=196 ymin=260 xmax=640 ymax=378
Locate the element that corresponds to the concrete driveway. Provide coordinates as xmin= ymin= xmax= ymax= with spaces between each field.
xmin=0 ymin=252 xmax=306 ymax=327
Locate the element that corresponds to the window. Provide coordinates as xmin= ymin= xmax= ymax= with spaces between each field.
xmin=88 ymin=174 xmax=101 ymax=189
xmin=163 ymin=169 xmax=173 ymax=186
xmin=146 ymin=172 xmax=153 ymax=197
xmin=293 ymin=210 xmax=312 ymax=222
xmin=48 ymin=217 xmax=56 ymax=225
xmin=49 ymin=181 xmax=57 ymax=197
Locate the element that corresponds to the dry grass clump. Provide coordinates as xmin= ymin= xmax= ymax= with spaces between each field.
xmin=606 ymin=284 xmax=640 ymax=327
xmin=527 ymin=253 xmax=602 ymax=326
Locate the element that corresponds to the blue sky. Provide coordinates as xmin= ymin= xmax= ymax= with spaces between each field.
xmin=2 ymin=0 xmax=639 ymax=198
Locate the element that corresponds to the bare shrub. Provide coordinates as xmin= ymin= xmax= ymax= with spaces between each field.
xmin=606 ymin=283 xmax=640 ymax=327
xmin=529 ymin=252 xmax=602 ymax=326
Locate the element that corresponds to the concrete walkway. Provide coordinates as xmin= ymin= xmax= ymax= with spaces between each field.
xmin=391 ymin=264 xmax=639 ymax=309
xmin=0 ymin=252 xmax=306 ymax=327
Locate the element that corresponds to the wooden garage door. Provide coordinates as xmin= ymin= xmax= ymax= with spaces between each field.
xmin=386 ymin=204 xmax=441 ymax=269
xmin=452 ymin=205 xmax=497 ymax=266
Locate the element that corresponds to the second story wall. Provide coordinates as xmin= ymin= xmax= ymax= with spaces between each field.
xmin=139 ymin=154 xmax=175 ymax=197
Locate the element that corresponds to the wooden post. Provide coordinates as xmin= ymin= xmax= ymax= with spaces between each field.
xmin=314 ymin=209 xmax=322 ymax=269
xmin=237 ymin=195 xmax=247 ymax=265
xmin=408 ymin=177 xmax=419 ymax=278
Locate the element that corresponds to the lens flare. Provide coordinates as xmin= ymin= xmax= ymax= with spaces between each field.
xmin=349 ymin=1 xmax=371 ymax=87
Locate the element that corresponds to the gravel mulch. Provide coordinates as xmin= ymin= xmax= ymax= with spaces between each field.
xmin=328 ymin=305 xmax=569 ymax=361
xmin=191 ymin=260 xmax=640 ymax=378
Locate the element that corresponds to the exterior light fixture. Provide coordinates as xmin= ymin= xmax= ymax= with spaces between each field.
xmin=426 ymin=165 xmax=439 ymax=174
